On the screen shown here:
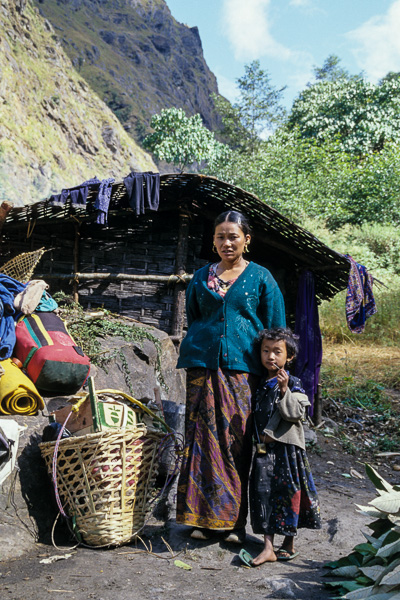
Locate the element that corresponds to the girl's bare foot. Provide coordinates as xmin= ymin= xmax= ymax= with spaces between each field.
xmin=251 ymin=547 xmax=277 ymax=565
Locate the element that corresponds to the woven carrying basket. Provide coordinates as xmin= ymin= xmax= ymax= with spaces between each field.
xmin=0 ymin=248 xmax=46 ymax=283
xmin=40 ymin=426 xmax=164 ymax=547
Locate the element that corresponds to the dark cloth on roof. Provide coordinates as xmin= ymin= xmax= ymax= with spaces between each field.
xmin=49 ymin=189 xmax=69 ymax=206
xmin=124 ymin=173 xmax=144 ymax=215
xmin=345 ymin=255 xmax=377 ymax=334
xmin=123 ymin=172 xmax=160 ymax=215
xmin=49 ymin=177 xmax=100 ymax=207
xmin=0 ymin=274 xmax=26 ymax=360
xmin=143 ymin=172 xmax=160 ymax=211
xmin=294 ymin=271 xmax=322 ymax=416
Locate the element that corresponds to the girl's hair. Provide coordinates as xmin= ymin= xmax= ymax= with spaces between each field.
xmin=256 ymin=327 xmax=300 ymax=360
xmin=214 ymin=210 xmax=251 ymax=237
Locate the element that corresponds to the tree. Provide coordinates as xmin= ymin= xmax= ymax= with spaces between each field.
xmin=287 ymin=76 xmax=400 ymax=156
xmin=206 ymin=127 xmax=400 ymax=229
xmin=143 ymin=107 xmax=230 ymax=172
xmin=213 ymin=60 xmax=286 ymax=153
xmin=312 ymin=54 xmax=355 ymax=82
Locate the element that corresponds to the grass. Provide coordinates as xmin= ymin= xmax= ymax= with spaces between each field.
xmin=319 ymin=280 xmax=400 ymax=454
xmin=321 ymin=342 xmax=400 ymax=392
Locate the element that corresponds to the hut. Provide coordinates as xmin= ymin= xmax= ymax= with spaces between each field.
xmin=0 ymin=173 xmax=350 ymax=419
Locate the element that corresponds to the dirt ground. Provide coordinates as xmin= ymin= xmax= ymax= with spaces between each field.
xmin=2 ymin=431 xmax=398 ymax=600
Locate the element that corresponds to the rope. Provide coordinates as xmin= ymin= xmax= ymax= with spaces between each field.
xmin=51 ymin=410 xmax=73 ymax=518
xmin=167 ymin=273 xmax=188 ymax=285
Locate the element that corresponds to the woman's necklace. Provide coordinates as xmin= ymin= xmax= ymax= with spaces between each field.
xmin=216 ymin=260 xmax=249 ymax=281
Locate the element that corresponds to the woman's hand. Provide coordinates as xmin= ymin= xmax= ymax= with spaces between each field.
xmin=276 ymin=367 xmax=289 ymax=395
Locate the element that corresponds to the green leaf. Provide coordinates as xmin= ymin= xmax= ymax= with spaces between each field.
xmin=381 ymin=563 xmax=400 ymax=585
xmin=361 ymin=531 xmax=385 ymax=549
xmin=343 ymin=586 xmax=373 ymax=599
xmin=174 ymin=560 xmax=192 ymax=570
xmin=331 ymin=565 xmax=360 ymax=577
xmin=325 ymin=553 xmax=363 ymax=569
xmin=377 ymin=538 xmax=400 ymax=558
xmin=366 ymin=592 xmax=400 ymax=600
xmin=369 ymin=519 xmax=395 ymax=537
xmin=366 ymin=465 xmax=394 ymax=493
xmin=357 ymin=506 xmax=387 ymax=520
xmin=359 ymin=565 xmax=387 ymax=582
xmin=355 ymin=543 xmax=378 ymax=556
xmin=371 ymin=494 xmax=400 ymax=515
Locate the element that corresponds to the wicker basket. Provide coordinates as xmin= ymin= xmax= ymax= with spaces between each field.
xmin=0 ymin=248 xmax=46 ymax=283
xmin=40 ymin=425 xmax=164 ymax=547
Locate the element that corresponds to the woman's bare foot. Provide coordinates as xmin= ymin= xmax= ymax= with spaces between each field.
xmin=251 ymin=547 xmax=277 ymax=565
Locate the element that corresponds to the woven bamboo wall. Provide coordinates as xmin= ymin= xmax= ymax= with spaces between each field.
xmin=0 ymin=211 xmax=207 ymax=333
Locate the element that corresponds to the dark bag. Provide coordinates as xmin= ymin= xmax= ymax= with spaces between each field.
xmin=14 ymin=312 xmax=90 ymax=394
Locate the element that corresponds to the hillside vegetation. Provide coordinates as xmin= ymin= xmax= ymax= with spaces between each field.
xmin=0 ymin=0 xmax=156 ymax=206
xmin=33 ymin=0 xmax=221 ymax=140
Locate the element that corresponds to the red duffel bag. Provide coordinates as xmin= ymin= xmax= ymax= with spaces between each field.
xmin=13 ymin=312 xmax=90 ymax=394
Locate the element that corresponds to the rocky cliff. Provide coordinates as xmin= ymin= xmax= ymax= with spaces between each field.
xmin=33 ymin=0 xmax=221 ymax=139
xmin=0 ymin=0 xmax=156 ymax=206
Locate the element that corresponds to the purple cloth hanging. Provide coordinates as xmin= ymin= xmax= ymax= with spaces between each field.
xmin=294 ymin=271 xmax=322 ymax=416
xmin=344 ymin=254 xmax=377 ymax=333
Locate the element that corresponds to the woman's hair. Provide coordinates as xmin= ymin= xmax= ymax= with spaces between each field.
xmin=255 ymin=327 xmax=300 ymax=360
xmin=214 ymin=210 xmax=251 ymax=237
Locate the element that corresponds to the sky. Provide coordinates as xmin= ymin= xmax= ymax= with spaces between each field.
xmin=165 ymin=0 xmax=400 ymax=108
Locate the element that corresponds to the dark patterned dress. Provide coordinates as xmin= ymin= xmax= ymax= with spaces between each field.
xmin=249 ymin=375 xmax=321 ymax=536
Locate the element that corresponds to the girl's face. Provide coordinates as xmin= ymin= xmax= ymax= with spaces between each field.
xmin=213 ymin=221 xmax=250 ymax=264
xmin=260 ymin=338 xmax=289 ymax=376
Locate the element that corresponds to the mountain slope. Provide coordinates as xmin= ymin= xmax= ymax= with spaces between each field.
xmin=0 ymin=0 xmax=156 ymax=206
xmin=33 ymin=0 xmax=221 ymax=139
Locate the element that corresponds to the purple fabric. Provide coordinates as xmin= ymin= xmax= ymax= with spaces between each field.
xmin=294 ymin=271 xmax=322 ymax=416
xmin=94 ymin=177 xmax=115 ymax=225
xmin=345 ymin=254 xmax=377 ymax=333
xmin=49 ymin=177 xmax=100 ymax=207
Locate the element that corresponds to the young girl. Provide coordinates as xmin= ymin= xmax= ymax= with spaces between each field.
xmin=241 ymin=327 xmax=321 ymax=567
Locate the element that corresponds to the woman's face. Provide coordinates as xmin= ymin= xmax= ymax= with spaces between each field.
xmin=213 ymin=221 xmax=250 ymax=264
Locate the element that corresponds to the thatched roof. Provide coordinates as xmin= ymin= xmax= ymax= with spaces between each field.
xmin=3 ymin=173 xmax=350 ymax=303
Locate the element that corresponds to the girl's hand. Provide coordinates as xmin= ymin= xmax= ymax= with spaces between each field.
xmin=276 ymin=367 xmax=289 ymax=395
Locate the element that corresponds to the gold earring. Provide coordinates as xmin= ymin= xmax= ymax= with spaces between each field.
xmin=244 ymin=244 xmax=250 ymax=253
xmin=212 ymin=243 xmax=218 ymax=253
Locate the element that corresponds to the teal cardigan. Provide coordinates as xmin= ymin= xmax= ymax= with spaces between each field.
xmin=177 ymin=262 xmax=286 ymax=375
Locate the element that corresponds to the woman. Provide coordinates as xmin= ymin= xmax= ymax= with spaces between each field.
xmin=176 ymin=210 xmax=286 ymax=543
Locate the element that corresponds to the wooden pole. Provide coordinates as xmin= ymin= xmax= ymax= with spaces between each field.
xmin=34 ymin=272 xmax=193 ymax=283
xmin=0 ymin=201 xmax=13 ymax=238
xmin=170 ymin=211 xmax=190 ymax=339
xmin=73 ymin=222 xmax=80 ymax=304
xmin=314 ymin=381 xmax=323 ymax=426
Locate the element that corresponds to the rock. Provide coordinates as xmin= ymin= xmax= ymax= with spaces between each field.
xmin=91 ymin=331 xmax=185 ymax=406
xmin=323 ymin=417 xmax=339 ymax=430
xmin=101 ymin=125 xmax=121 ymax=154
xmin=0 ymin=324 xmax=185 ymax=559
xmin=304 ymin=423 xmax=318 ymax=445
xmin=256 ymin=577 xmax=300 ymax=599
xmin=33 ymin=0 xmax=222 ymax=137
xmin=0 ymin=0 xmax=156 ymax=205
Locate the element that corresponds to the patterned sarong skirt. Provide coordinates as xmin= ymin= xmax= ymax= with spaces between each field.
xmin=176 ymin=367 xmax=256 ymax=530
